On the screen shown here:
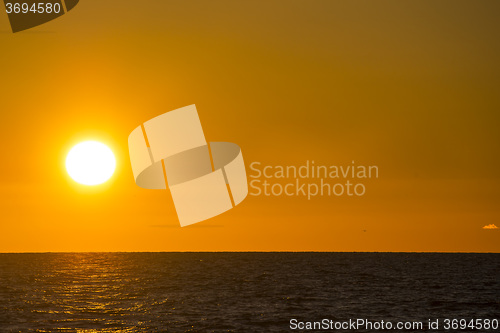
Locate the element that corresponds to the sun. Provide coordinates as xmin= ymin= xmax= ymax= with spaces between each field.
xmin=66 ymin=141 xmax=116 ymax=186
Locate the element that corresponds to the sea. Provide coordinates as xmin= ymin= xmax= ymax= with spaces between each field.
xmin=0 ymin=253 xmax=498 ymax=332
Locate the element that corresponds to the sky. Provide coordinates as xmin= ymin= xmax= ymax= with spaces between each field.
xmin=0 ymin=0 xmax=499 ymax=252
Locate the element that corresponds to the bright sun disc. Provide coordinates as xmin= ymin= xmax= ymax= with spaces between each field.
xmin=66 ymin=141 xmax=116 ymax=186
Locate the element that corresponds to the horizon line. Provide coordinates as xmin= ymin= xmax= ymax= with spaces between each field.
xmin=0 ymin=251 xmax=499 ymax=254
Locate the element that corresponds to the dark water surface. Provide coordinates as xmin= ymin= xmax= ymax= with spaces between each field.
xmin=0 ymin=253 xmax=498 ymax=332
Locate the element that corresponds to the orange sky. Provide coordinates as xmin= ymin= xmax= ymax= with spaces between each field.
xmin=0 ymin=0 xmax=499 ymax=252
